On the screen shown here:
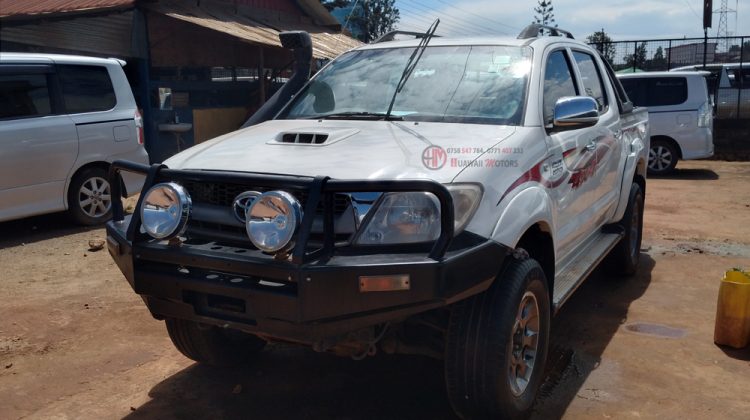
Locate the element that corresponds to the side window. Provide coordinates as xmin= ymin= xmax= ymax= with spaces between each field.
xmin=619 ymin=78 xmax=647 ymax=106
xmin=0 ymin=73 xmax=52 ymax=120
xmin=572 ymin=51 xmax=608 ymax=112
xmin=543 ymin=50 xmax=577 ymax=124
xmin=58 ymin=65 xmax=116 ymax=113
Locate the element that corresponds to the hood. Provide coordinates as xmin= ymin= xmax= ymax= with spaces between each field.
xmin=165 ymin=119 xmax=516 ymax=183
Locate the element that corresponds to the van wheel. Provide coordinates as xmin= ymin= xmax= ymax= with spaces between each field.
xmin=445 ymin=258 xmax=550 ymax=419
xmin=648 ymin=140 xmax=678 ymax=175
xmin=68 ymin=167 xmax=113 ymax=225
xmin=165 ymin=318 xmax=266 ymax=366
xmin=606 ymin=183 xmax=644 ymax=276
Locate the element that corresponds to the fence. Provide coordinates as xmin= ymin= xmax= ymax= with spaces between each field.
xmin=589 ymin=36 xmax=748 ymax=120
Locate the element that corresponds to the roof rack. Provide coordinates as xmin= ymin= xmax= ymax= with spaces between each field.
xmin=374 ymin=30 xmax=441 ymax=43
xmin=517 ymin=24 xmax=574 ymax=40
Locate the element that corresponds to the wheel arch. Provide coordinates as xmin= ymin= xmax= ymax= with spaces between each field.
xmin=515 ymin=223 xmax=555 ymax=305
xmin=651 ymin=135 xmax=683 ymax=160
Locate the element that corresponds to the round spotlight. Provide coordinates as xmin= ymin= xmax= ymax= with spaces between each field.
xmin=140 ymin=182 xmax=192 ymax=239
xmin=246 ymin=191 xmax=302 ymax=253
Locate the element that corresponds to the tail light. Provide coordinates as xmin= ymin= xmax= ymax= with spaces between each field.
xmin=135 ymin=109 xmax=145 ymax=145
xmin=697 ymin=101 xmax=712 ymax=128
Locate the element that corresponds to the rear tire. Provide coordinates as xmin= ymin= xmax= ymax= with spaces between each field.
xmin=445 ymin=258 xmax=550 ymax=420
xmin=67 ymin=166 xmax=112 ymax=225
xmin=606 ymin=183 xmax=644 ymax=276
xmin=648 ymin=140 xmax=678 ymax=175
xmin=165 ymin=318 xmax=266 ymax=366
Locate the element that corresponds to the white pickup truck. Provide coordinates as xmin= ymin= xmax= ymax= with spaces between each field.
xmin=106 ymin=24 xmax=649 ymax=419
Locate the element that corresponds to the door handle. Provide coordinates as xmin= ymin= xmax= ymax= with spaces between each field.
xmin=585 ymin=141 xmax=596 ymax=151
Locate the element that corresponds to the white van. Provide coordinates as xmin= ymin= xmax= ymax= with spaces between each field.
xmin=671 ymin=62 xmax=749 ymax=119
xmin=0 ymin=53 xmax=148 ymax=224
xmin=619 ymin=71 xmax=713 ymax=175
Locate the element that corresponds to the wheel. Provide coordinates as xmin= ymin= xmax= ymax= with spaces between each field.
xmin=445 ymin=258 xmax=550 ymax=420
xmin=165 ymin=318 xmax=266 ymax=366
xmin=68 ymin=167 xmax=112 ymax=225
xmin=647 ymin=140 xmax=678 ymax=175
xmin=606 ymin=182 xmax=644 ymax=276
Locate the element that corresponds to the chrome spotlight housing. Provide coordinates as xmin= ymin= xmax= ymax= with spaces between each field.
xmin=245 ymin=190 xmax=303 ymax=253
xmin=140 ymin=182 xmax=192 ymax=239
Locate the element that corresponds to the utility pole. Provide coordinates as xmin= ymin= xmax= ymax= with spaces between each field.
xmin=715 ymin=0 xmax=737 ymax=52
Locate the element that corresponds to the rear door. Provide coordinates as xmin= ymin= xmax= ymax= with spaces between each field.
xmin=0 ymin=64 xmax=78 ymax=219
xmin=569 ymin=49 xmax=624 ymax=227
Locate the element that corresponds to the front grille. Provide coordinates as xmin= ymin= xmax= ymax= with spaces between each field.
xmin=180 ymin=181 xmax=350 ymax=214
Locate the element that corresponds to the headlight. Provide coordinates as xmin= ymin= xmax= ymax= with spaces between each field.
xmin=140 ymin=182 xmax=192 ymax=239
xmin=354 ymin=185 xmax=482 ymax=245
xmin=356 ymin=192 xmax=441 ymax=245
xmin=246 ymin=191 xmax=303 ymax=253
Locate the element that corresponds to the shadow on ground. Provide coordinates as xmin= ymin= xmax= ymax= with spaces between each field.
xmin=0 ymin=212 xmax=100 ymax=249
xmin=651 ymin=168 xmax=719 ymax=181
xmin=125 ymin=254 xmax=655 ymax=420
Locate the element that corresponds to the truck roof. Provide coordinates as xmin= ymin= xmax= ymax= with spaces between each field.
xmin=0 ymin=52 xmax=126 ymax=67
xmin=355 ymin=35 xmax=590 ymax=51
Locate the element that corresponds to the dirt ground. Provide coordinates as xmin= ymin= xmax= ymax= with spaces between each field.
xmin=1 ymin=160 xmax=749 ymax=420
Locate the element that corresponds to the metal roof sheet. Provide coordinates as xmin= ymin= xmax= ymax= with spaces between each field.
xmin=0 ymin=0 xmax=134 ymax=18
xmin=146 ymin=0 xmax=360 ymax=60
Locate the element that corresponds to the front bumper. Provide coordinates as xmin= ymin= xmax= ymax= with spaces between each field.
xmin=106 ymin=161 xmax=509 ymax=344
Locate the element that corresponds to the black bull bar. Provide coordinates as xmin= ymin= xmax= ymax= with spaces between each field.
xmin=108 ymin=160 xmax=455 ymax=261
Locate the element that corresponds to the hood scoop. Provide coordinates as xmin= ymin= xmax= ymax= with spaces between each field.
xmin=270 ymin=127 xmax=360 ymax=146
xmin=281 ymin=132 xmax=328 ymax=144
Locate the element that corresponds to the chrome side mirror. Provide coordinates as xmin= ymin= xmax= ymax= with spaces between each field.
xmin=553 ymin=96 xmax=599 ymax=130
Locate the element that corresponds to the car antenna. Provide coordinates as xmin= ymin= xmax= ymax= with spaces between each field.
xmin=384 ymin=19 xmax=440 ymax=120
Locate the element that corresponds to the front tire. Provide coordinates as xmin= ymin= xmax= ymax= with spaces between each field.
xmin=445 ymin=258 xmax=550 ymax=420
xmin=165 ymin=318 xmax=266 ymax=366
xmin=68 ymin=166 xmax=112 ymax=225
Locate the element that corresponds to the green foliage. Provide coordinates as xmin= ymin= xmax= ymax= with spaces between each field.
xmin=627 ymin=42 xmax=647 ymax=69
xmin=533 ymin=0 xmax=557 ymax=27
xmin=321 ymin=0 xmax=400 ymax=43
xmin=586 ymin=29 xmax=615 ymax=65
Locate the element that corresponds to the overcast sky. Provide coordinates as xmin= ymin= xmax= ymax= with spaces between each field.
xmin=393 ymin=0 xmax=748 ymax=41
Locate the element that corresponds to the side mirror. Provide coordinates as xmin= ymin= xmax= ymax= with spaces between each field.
xmin=553 ymin=96 xmax=599 ymax=130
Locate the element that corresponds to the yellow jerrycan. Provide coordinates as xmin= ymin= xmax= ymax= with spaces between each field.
xmin=714 ymin=269 xmax=750 ymax=349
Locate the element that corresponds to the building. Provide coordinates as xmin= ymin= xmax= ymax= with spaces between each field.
xmin=666 ymin=41 xmax=718 ymax=66
xmin=0 ymin=0 xmax=361 ymax=162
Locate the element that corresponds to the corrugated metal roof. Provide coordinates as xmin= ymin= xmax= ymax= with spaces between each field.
xmin=146 ymin=0 xmax=361 ymax=60
xmin=0 ymin=11 xmax=135 ymax=57
xmin=0 ymin=0 xmax=134 ymax=18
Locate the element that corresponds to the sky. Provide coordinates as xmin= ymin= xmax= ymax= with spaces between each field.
xmin=392 ymin=0 xmax=748 ymax=41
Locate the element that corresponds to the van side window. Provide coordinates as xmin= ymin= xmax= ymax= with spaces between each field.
xmin=0 ymin=73 xmax=52 ymax=119
xmin=620 ymin=77 xmax=687 ymax=107
xmin=58 ymin=65 xmax=116 ymax=113
xmin=543 ymin=50 xmax=578 ymax=124
xmin=572 ymin=51 xmax=608 ymax=112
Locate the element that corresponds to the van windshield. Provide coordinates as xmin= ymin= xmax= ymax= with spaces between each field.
xmin=279 ymin=45 xmax=532 ymax=126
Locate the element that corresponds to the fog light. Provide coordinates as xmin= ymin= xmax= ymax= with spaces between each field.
xmin=246 ymin=191 xmax=302 ymax=253
xmin=140 ymin=182 xmax=191 ymax=239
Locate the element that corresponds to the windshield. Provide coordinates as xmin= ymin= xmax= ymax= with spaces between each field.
xmin=279 ymin=45 xmax=532 ymax=125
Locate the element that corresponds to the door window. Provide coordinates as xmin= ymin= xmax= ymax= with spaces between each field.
xmin=0 ymin=74 xmax=51 ymax=119
xmin=572 ymin=51 xmax=608 ymax=112
xmin=58 ymin=65 xmax=116 ymax=113
xmin=543 ymin=50 xmax=578 ymax=124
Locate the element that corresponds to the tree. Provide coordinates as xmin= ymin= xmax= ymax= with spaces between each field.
xmin=649 ymin=46 xmax=667 ymax=71
xmin=533 ymin=0 xmax=556 ymax=27
xmin=586 ymin=29 xmax=615 ymax=65
xmin=626 ymin=42 xmax=647 ymax=70
xmin=321 ymin=0 xmax=400 ymax=43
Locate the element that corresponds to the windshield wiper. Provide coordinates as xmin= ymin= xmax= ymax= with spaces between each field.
xmin=315 ymin=111 xmax=403 ymax=121
xmin=384 ymin=19 xmax=440 ymax=120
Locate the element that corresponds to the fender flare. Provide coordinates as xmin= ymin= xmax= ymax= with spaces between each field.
xmin=491 ymin=186 xmax=555 ymax=251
